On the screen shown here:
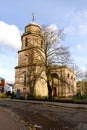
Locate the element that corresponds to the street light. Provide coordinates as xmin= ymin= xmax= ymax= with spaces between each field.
xmin=24 ymin=54 xmax=28 ymax=100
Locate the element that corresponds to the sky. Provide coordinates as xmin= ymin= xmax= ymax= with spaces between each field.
xmin=0 ymin=0 xmax=87 ymax=83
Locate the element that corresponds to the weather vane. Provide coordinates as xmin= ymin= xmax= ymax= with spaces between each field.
xmin=32 ymin=12 xmax=35 ymax=22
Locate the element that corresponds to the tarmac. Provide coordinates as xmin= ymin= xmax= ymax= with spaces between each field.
xmin=0 ymin=107 xmax=29 ymax=130
xmin=0 ymin=98 xmax=87 ymax=130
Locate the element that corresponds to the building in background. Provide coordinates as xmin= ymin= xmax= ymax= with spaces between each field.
xmin=4 ymin=83 xmax=14 ymax=94
xmin=77 ymin=81 xmax=87 ymax=95
xmin=0 ymin=77 xmax=5 ymax=93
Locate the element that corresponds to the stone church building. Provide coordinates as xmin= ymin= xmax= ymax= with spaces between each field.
xmin=14 ymin=19 xmax=76 ymax=98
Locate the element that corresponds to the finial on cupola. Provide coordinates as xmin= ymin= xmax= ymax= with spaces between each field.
xmin=32 ymin=12 xmax=35 ymax=23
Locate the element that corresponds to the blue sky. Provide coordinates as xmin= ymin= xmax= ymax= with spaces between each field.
xmin=0 ymin=0 xmax=87 ymax=83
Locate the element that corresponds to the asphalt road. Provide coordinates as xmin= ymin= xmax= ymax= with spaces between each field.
xmin=0 ymin=99 xmax=87 ymax=130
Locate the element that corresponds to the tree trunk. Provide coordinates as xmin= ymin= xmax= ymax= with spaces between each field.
xmin=47 ymin=80 xmax=52 ymax=99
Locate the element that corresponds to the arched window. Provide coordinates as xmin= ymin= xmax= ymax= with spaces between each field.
xmin=41 ymin=40 xmax=43 ymax=48
xmin=25 ymin=37 xmax=28 ymax=47
xmin=51 ymin=73 xmax=59 ymax=78
xmin=74 ymin=77 xmax=75 ymax=80
xmin=67 ymin=73 xmax=70 ymax=78
xmin=71 ymin=76 xmax=73 ymax=79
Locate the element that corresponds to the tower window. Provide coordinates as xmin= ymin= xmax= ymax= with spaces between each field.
xmin=67 ymin=73 xmax=70 ymax=78
xmin=71 ymin=76 xmax=73 ymax=79
xmin=41 ymin=40 xmax=43 ymax=48
xmin=25 ymin=37 xmax=28 ymax=47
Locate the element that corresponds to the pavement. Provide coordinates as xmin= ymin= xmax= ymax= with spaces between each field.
xmin=0 ymin=107 xmax=29 ymax=130
xmin=4 ymin=98 xmax=87 ymax=110
xmin=18 ymin=99 xmax=87 ymax=109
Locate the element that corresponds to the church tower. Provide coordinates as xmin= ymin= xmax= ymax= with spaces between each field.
xmin=15 ymin=16 xmax=48 ymax=97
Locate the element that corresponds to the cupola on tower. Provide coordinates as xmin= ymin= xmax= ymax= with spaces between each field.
xmin=15 ymin=16 xmax=48 ymax=97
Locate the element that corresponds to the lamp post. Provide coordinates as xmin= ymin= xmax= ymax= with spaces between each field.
xmin=24 ymin=73 xmax=27 ymax=100
xmin=24 ymin=54 xmax=28 ymax=100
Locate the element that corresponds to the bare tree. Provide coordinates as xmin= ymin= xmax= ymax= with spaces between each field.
xmin=25 ymin=24 xmax=73 ymax=99
xmin=83 ymin=65 xmax=87 ymax=81
xmin=80 ymin=65 xmax=87 ymax=94
xmin=70 ymin=63 xmax=83 ymax=81
xmin=42 ymin=25 xmax=73 ymax=98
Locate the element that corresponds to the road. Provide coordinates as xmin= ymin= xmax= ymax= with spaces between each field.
xmin=0 ymin=99 xmax=87 ymax=130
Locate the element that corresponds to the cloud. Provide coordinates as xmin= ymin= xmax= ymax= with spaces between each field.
xmin=48 ymin=24 xmax=58 ymax=30
xmin=64 ymin=9 xmax=87 ymax=36
xmin=78 ymin=22 xmax=87 ymax=35
xmin=0 ymin=21 xmax=21 ymax=49
xmin=66 ymin=9 xmax=87 ymax=24
xmin=0 ymin=68 xmax=15 ymax=83
xmin=46 ymin=24 xmax=62 ymax=43
xmin=76 ymin=44 xmax=87 ymax=51
xmin=0 ymin=49 xmax=17 ymax=83
xmin=76 ymin=44 xmax=83 ymax=51
xmin=64 ymin=22 xmax=87 ymax=36
xmin=64 ymin=26 xmax=76 ymax=35
xmin=63 ymin=9 xmax=87 ymax=69
xmin=0 ymin=21 xmax=21 ymax=82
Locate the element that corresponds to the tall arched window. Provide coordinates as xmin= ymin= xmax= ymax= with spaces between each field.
xmin=25 ymin=37 xmax=28 ymax=47
xmin=67 ymin=73 xmax=70 ymax=78
xmin=41 ymin=40 xmax=43 ymax=48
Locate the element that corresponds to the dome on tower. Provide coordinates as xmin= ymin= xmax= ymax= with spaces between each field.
xmin=25 ymin=14 xmax=42 ymax=34
xmin=25 ymin=23 xmax=42 ymax=34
